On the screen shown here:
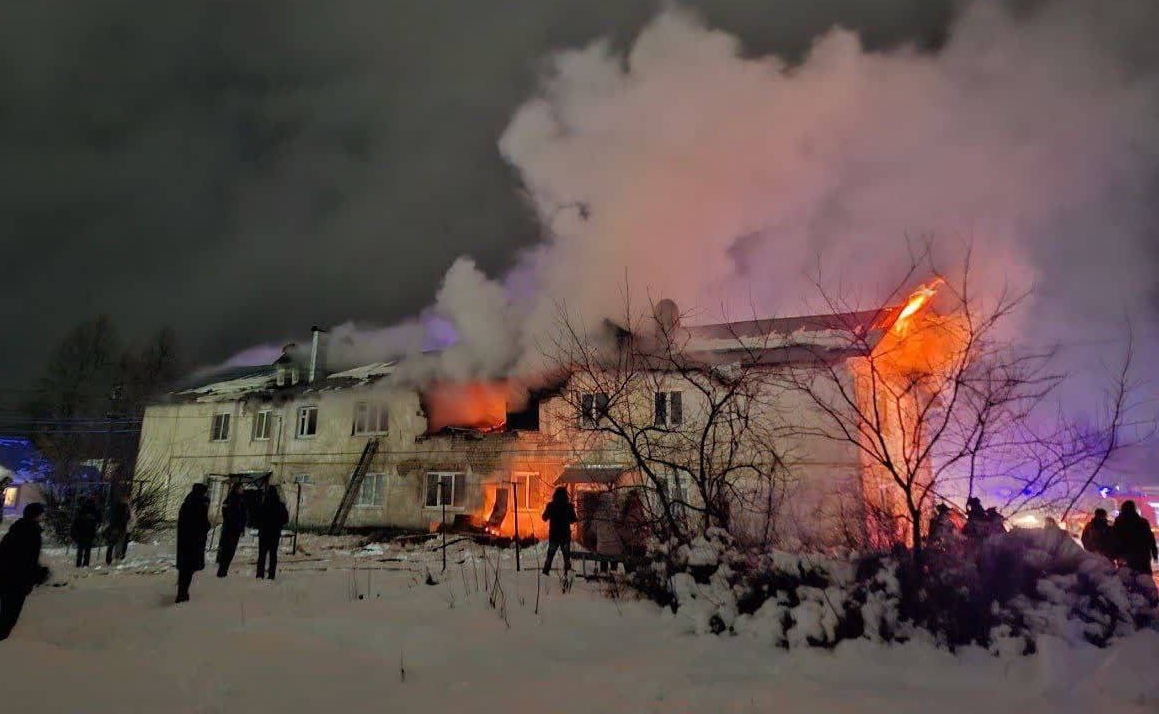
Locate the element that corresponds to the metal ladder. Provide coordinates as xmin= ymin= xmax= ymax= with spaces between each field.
xmin=328 ymin=438 xmax=380 ymax=534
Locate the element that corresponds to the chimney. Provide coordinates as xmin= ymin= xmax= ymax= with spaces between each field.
xmin=308 ymin=326 xmax=329 ymax=383
xmin=654 ymin=298 xmax=680 ymax=335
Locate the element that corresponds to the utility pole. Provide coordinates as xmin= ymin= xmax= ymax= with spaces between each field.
xmin=292 ymin=474 xmax=310 ymax=554
xmin=440 ymin=478 xmax=447 ymax=572
xmin=513 ymin=479 xmax=521 ymax=572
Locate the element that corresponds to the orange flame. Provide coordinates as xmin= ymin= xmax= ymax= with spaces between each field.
xmin=893 ymin=277 xmax=944 ymax=335
xmin=424 ymin=381 xmax=509 ymax=433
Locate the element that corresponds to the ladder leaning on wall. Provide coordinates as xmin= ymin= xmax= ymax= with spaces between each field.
xmin=328 ymin=438 xmax=380 ymax=534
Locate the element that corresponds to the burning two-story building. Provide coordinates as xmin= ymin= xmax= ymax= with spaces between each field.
xmin=134 ymin=291 xmax=944 ymax=547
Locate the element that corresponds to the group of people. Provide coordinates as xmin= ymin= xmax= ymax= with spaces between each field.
xmin=0 ymin=480 xmax=292 ymax=639
xmin=68 ymin=492 xmax=135 ymax=568
xmin=174 ymin=482 xmax=288 ymax=603
xmin=930 ymin=496 xmax=1158 ymax=576
xmin=1080 ymin=501 xmax=1158 ymax=575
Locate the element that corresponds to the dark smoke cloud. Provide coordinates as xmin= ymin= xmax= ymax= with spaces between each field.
xmin=0 ymin=0 xmax=955 ymax=393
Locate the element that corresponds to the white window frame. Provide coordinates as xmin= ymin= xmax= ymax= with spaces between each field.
xmin=252 ymin=410 xmax=273 ymax=441
xmin=425 ymin=472 xmax=464 ymax=509
xmin=296 ymin=406 xmax=319 ymax=439
xmin=210 ymin=413 xmax=231 ymax=442
xmin=352 ymin=401 xmax=389 ymax=436
xmin=653 ymin=391 xmax=684 ymax=427
xmin=578 ymin=391 xmax=610 ymax=429
xmin=356 ymin=473 xmax=385 ymax=507
xmin=276 ymin=365 xmax=299 ymax=387
xmin=512 ymin=472 xmax=536 ymax=510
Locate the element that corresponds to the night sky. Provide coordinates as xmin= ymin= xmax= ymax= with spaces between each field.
xmin=0 ymin=0 xmax=958 ymax=393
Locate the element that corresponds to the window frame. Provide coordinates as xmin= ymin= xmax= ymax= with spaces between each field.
xmin=252 ymin=410 xmax=273 ymax=441
xmin=355 ymin=473 xmax=386 ymax=507
xmin=424 ymin=472 xmax=464 ymax=509
xmin=296 ymin=406 xmax=319 ymax=439
xmin=578 ymin=391 xmax=610 ymax=428
xmin=653 ymin=391 xmax=684 ymax=427
xmin=210 ymin=413 xmax=231 ymax=442
xmin=352 ymin=401 xmax=389 ymax=436
xmin=512 ymin=472 xmax=537 ymax=511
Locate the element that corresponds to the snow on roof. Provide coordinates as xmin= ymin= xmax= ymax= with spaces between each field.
xmin=684 ymin=327 xmax=859 ymax=353
xmin=325 ymin=362 xmax=396 ymax=383
xmin=177 ymin=369 xmax=276 ymax=402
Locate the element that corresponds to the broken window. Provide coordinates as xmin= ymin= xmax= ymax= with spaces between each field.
xmin=276 ymin=365 xmax=299 ymax=387
xmin=211 ymin=413 xmax=231 ymax=442
xmin=296 ymin=406 xmax=318 ymax=438
xmin=579 ymin=391 xmax=610 ymax=428
xmin=425 ymin=472 xmax=463 ymax=508
xmin=653 ymin=391 xmax=683 ymax=427
xmin=357 ymin=473 xmax=385 ymax=507
xmin=352 ymin=402 xmax=389 ymax=435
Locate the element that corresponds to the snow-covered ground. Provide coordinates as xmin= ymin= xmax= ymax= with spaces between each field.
xmin=1 ymin=531 xmax=1156 ymax=713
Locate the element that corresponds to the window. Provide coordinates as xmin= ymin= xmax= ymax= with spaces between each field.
xmin=3 ymin=485 xmax=17 ymax=508
xmin=352 ymin=402 xmax=389 ymax=435
xmin=654 ymin=391 xmax=683 ymax=427
xmin=579 ymin=391 xmax=610 ymax=428
xmin=425 ymin=472 xmax=463 ymax=508
xmin=252 ymin=410 xmax=273 ymax=441
xmin=512 ymin=472 xmax=536 ymax=509
xmin=277 ymin=365 xmax=299 ymax=387
xmin=357 ymin=473 xmax=385 ymax=507
xmin=297 ymin=406 xmax=318 ymax=438
xmin=211 ymin=413 xmax=231 ymax=441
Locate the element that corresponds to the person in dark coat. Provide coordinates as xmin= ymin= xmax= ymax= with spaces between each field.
xmin=70 ymin=496 xmax=101 ymax=568
xmin=541 ymin=487 xmax=578 ymax=575
xmin=175 ymin=484 xmax=211 ymax=603
xmin=105 ymin=492 xmax=133 ymax=565
xmin=0 ymin=503 xmax=50 ymax=640
xmin=255 ymin=486 xmax=289 ymax=580
xmin=1081 ymin=508 xmax=1114 ymax=558
xmin=216 ymin=484 xmax=247 ymax=577
xmin=963 ymin=497 xmax=989 ymax=540
xmin=1111 ymin=500 xmax=1158 ymax=575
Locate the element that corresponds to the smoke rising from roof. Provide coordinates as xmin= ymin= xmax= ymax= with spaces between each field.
xmin=359 ymin=0 xmax=1157 ymax=415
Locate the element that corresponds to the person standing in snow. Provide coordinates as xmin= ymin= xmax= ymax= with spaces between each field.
xmin=216 ymin=484 xmax=247 ymax=577
xmin=541 ymin=487 xmax=577 ymax=576
xmin=963 ymin=497 xmax=989 ymax=541
xmin=1081 ymin=509 xmax=1114 ymax=558
xmin=1110 ymin=500 xmax=1158 ymax=575
xmin=70 ymin=496 xmax=101 ymax=568
xmin=175 ymin=484 xmax=211 ymax=603
xmin=0 ymin=503 xmax=50 ymax=640
xmin=255 ymin=485 xmax=288 ymax=580
xmin=105 ymin=492 xmax=134 ymax=565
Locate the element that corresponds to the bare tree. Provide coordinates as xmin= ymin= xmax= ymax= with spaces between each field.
xmin=541 ymin=292 xmax=792 ymax=546
xmin=779 ymin=248 xmax=1143 ymax=565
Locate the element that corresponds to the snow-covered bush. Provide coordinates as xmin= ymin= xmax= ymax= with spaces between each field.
xmin=629 ymin=526 xmax=1158 ymax=654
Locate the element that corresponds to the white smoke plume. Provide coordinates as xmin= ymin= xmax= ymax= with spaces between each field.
xmin=220 ymin=0 xmax=1159 ymax=424
xmin=411 ymin=0 xmax=1159 ymax=414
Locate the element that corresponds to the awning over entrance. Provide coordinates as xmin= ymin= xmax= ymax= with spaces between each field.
xmin=555 ymin=465 xmax=631 ymax=486
xmin=208 ymin=471 xmax=272 ymax=484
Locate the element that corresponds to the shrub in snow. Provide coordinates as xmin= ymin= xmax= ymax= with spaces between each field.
xmin=629 ymin=525 xmax=1158 ymax=654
